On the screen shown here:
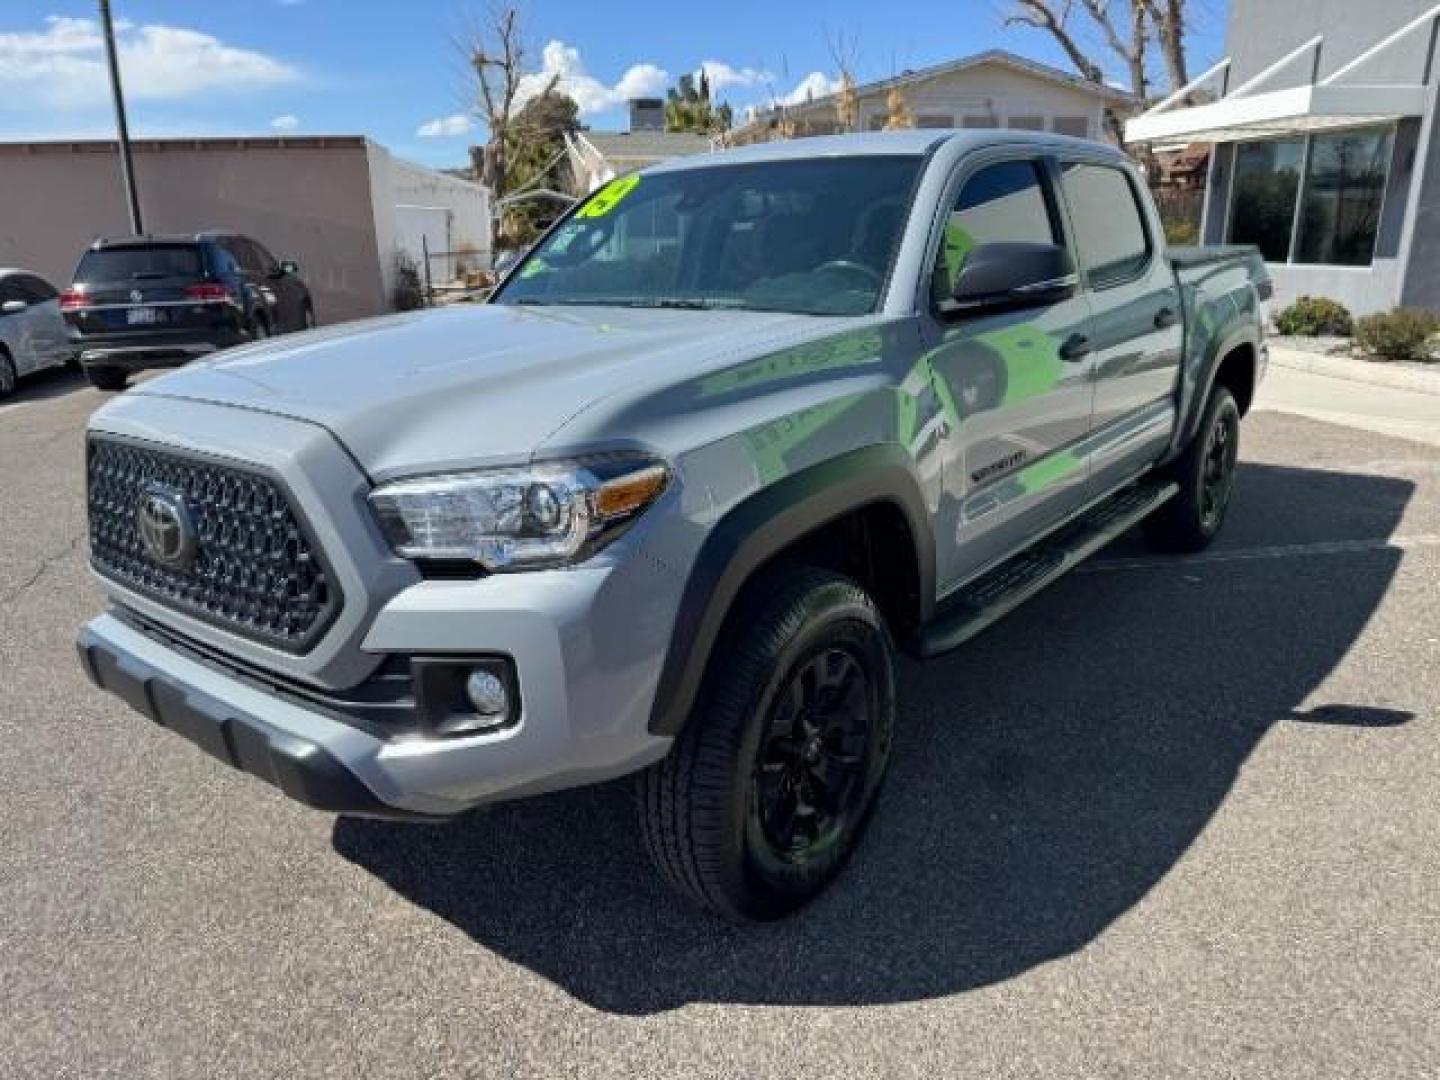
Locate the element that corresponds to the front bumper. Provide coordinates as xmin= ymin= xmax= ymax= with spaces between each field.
xmin=78 ymin=560 xmax=678 ymax=819
xmin=77 ymin=619 xmax=437 ymax=821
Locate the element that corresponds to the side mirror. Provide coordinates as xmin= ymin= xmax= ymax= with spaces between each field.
xmin=1 ymin=299 xmax=27 ymax=315
xmin=275 ymin=259 xmax=300 ymax=278
xmin=944 ymin=242 xmax=1077 ymax=316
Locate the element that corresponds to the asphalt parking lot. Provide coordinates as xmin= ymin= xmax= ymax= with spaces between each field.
xmin=2 ymin=367 xmax=1437 ymax=1078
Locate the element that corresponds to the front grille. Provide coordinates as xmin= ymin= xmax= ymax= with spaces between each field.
xmin=87 ymin=436 xmax=339 ymax=653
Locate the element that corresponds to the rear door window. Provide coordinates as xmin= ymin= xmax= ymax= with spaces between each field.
xmin=75 ymin=246 xmax=203 ymax=283
xmin=17 ymin=275 xmax=58 ymax=303
xmin=1059 ymin=163 xmax=1151 ymax=288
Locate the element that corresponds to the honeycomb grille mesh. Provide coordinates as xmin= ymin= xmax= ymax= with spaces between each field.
xmin=87 ymin=437 xmax=337 ymax=652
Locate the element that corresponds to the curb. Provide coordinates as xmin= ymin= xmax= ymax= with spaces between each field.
xmin=1268 ymin=346 xmax=1440 ymax=397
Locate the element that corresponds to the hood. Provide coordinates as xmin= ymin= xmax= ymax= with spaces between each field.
xmin=132 ymin=303 xmax=835 ymax=479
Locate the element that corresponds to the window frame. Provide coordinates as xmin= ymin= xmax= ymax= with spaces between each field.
xmin=920 ymin=149 xmax=1073 ymax=320
xmin=1054 ymin=158 xmax=1155 ymax=292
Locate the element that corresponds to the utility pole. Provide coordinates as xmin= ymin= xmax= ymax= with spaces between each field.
xmin=99 ymin=0 xmax=143 ymax=234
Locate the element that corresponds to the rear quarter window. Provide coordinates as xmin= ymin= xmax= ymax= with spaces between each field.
xmin=74 ymin=246 xmax=204 ymax=283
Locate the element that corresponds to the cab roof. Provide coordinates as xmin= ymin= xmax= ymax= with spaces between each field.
xmin=642 ymin=129 xmax=1126 ymax=175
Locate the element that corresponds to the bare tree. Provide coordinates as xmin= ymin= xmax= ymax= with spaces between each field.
xmin=826 ymin=28 xmax=861 ymax=133
xmin=1141 ymin=0 xmax=1189 ymax=93
xmin=463 ymin=5 xmax=526 ymax=197
xmin=1005 ymin=0 xmax=1180 ymax=143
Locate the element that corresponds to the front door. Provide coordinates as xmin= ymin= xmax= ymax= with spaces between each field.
xmin=922 ymin=156 xmax=1097 ymax=593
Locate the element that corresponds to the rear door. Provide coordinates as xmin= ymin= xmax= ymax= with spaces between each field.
xmin=67 ymin=244 xmax=216 ymax=339
xmin=15 ymin=274 xmax=68 ymax=367
xmin=1054 ymin=159 xmax=1183 ymax=495
xmin=229 ymin=238 xmax=285 ymax=331
xmin=922 ymin=154 xmax=1097 ymax=591
xmin=0 ymin=275 xmax=40 ymax=374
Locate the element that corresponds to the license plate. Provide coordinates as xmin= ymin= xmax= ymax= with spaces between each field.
xmin=126 ymin=307 xmax=161 ymax=326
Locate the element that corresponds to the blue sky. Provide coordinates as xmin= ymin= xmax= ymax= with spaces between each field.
xmin=0 ymin=1 xmax=1228 ymax=169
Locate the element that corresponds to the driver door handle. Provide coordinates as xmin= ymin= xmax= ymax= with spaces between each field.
xmin=1059 ymin=333 xmax=1092 ymax=362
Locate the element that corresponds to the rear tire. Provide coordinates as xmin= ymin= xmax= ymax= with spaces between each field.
xmin=638 ymin=567 xmax=896 ymax=921
xmin=302 ymin=303 xmax=316 ymax=330
xmin=250 ymin=316 xmax=270 ymax=341
xmin=85 ymin=365 xmax=128 ymax=392
xmin=0 ymin=351 xmax=15 ymax=398
xmin=1145 ymin=385 xmax=1240 ymax=553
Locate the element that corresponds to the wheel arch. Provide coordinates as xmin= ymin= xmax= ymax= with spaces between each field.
xmin=648 ymin=444 xmax=935 ymax=736
xmin=1169 ymin=325 xmax=1259 ymax=459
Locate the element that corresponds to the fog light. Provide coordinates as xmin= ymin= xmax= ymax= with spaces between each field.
xmin=465 ymin=668 xmax=509 ymax=716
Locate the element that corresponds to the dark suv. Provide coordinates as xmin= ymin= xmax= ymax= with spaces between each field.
xmin=62 ymin=231 xmax=315 ymax=391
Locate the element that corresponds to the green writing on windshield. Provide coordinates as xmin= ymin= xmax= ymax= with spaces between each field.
xmin=576 ymin=175 xmax=640 ymax=219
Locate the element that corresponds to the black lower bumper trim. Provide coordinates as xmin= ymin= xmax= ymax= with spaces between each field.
xmin=77 ymin=627 xmax=443 ymax=822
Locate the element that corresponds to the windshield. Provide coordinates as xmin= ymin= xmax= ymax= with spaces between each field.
xmin=75 ymin=245 xmax=204 ymax=283
xmin=494 ymin=156 xmax=923 ymax=316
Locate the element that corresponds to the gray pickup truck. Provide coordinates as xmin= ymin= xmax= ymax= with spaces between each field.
xmin=78 ymin=131 xmax=1269 ymax=920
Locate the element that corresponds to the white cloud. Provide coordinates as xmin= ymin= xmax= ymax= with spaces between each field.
xmin=0 ymin=15 xmax=298 ymax=111
xmin=777 ymin=71 xmax=841 ymax=107
xmin=515 ymin=40 xmax=667 ymax=117
xmin=417 ymin=113 xmax=473 ymax=139
xmin=270 ymin=113 xmax=300 ymax=131
xmin=699 ymin=61 xmax=771 ymax=94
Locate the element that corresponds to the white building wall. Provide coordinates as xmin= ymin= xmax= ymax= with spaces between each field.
xmin=365 ymin=143 xmax=492 ymax=298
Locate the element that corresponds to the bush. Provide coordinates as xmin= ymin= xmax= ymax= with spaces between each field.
xmin=1164 ymin=218 xmax=1199 ymax=246
xmin=1353 ymin=308 xmax=1440 ymax=362
xmin=1274 ymin=295 xmax=1353 ymax=337
xmin=391 ymin=250 xmax=426 ymax=311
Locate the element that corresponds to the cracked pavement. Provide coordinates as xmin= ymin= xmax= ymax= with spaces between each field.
xmin=1 ymin=366 xmax=1438 ymax=1078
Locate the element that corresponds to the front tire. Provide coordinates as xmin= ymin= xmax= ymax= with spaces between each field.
xmin=0 ymin=351 xmax=15 ymax=398
xmin=1145 ymin=385 xmax=1240 ymax=553
xmin=638 ymin=568 xmax=896 ymax=921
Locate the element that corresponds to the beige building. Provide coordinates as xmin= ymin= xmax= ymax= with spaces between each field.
xmin=0 ymin=136 xmax=489 ymax=324
xmin=739 ymin=49 xmax=1134 ymax=142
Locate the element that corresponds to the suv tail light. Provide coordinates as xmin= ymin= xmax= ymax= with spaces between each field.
xmin=183 ymin=282 xmax=233 ymax=303
xmin=59 ymin=289 xmax=86 ymax=311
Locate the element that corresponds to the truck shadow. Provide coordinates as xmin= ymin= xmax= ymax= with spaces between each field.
xmin=334 ymin=460 xmax=1414 ymax=1014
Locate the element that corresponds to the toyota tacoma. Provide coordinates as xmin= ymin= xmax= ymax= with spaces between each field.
xmin=78 ymin=132 xmax=1269 ymax=920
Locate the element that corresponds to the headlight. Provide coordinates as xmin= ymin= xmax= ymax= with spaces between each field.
xmin=368 ymin=457 xmax=669 ymax=570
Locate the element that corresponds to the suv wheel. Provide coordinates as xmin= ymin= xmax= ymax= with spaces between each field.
xmin=1145 ymin=385 xmax=1240 ymax=553
xmin=638 ymin=568 xmax=896 ymax=921
xmin=85 ymin=366 xmax=128 ymax=392
xmin=251 ymin=316 xmax=270 ymax=341
xmin=302 ymin=303 xmax=316 ymax=330
xmin=0 ymin=351 xmax=15 ymax=398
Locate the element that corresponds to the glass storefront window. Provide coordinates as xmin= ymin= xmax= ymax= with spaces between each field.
xmin=1228 ymin=138 xmax=1305 ymax=262
xmin=1294 ymin=129 xmax=1394 ymax=265
xmin=1225 ymin=126 xmax=1396 ymax=266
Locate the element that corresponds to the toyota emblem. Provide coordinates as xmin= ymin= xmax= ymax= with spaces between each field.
xmin=136 ymin=485 xmax=197 ymax=570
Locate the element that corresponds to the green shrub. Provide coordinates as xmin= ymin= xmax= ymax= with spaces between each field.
xmin=1353 ymin=308 xmax=1440 ymax=363
xmin=1274 ymin=295 xmax=1354 ymax=337
xmin=1164 ymin=219 xmax=1199 ymax=246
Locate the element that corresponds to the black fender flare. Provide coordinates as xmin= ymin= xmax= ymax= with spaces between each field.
xmin=1168 ymin=323 xmax=1260 ymax=460
xmin=648 ymin=444 xmax=935 ymax=736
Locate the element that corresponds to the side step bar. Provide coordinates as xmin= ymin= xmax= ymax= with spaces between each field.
xmin=915 ymin=480 xmax=1178 ymax=659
